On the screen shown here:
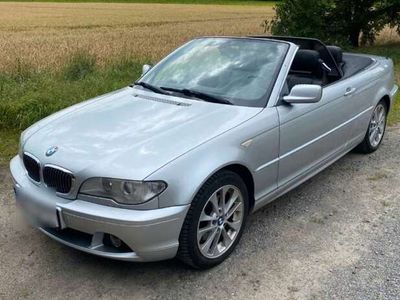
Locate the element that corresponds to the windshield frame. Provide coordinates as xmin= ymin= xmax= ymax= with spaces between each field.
xmin=137 ymin=37 xmax=290 ymax=108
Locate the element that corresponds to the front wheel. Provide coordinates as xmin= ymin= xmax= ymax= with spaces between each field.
xmin=177 ymin=170 xmax=249 ymax=269
xmin=356 ymin=101 xmax=387 ymax=154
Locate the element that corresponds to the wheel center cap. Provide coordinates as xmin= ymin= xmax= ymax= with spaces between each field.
xmin=217 ymin=217 xmax=224 ymax=226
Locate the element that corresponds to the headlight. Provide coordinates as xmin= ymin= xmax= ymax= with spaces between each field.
xmin=79 ymin=178 xmax=167 ymax=205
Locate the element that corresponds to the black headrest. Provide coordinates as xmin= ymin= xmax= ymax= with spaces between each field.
xmin=327 ymin=46 xmax=343 ymax=64
xmin=291 ymin=49 xmax=322 ymax=77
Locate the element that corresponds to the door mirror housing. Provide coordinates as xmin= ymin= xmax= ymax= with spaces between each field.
xmin=142 ymin=64 xmax=152 ymax=76
xmin=283 ymin=84 xmax=322 ymax=104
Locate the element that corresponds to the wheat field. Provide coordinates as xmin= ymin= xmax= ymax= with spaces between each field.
xmin=1 ymin=2 xmax=398 ymax=72
xmin=0 ymin=2 xmax=275 ymax=71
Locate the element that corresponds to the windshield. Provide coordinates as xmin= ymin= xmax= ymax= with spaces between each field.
xmin=139 ymin=38 xmax=289 ymax=107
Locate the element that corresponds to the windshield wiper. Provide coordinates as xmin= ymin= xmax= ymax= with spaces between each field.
xmin=132 ymin=81 xmax=168 ymax=95
xmin=160 ymin=87 xmax=233 ymax=105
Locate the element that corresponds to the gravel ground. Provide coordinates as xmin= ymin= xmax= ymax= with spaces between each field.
xmin=0 ymin=127 xmax=399 ymax=300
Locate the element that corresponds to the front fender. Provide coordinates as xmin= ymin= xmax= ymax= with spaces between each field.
xmin=145 ymin=108 xmax=280 ymax=208
xmin=154 ymin=145 xmax=251 ymax=208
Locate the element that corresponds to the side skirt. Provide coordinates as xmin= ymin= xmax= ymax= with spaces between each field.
xmin=252 ymin=135 xmax=364 ymax=213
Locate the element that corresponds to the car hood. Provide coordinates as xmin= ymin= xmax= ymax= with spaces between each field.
xmin=23 ymin=87 xmax=262 ymax=179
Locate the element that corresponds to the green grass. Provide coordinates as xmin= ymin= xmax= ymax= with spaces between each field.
xmin=0 ymin=53 xmax=143 ymax=165
xmin=0 ymin=0 xmax=276 ymax=5
xmin=0 ymin=53 xmax=143 ymax=131
xmin=357 ymin=43 xmax=400 ymax=125
xmin=0 ymin=43 xmax=399 ymax=165
xmin=0 ymin=129 xmax=19 ymax=166
xmin=388 ymin=94 xmax=400 ymax=125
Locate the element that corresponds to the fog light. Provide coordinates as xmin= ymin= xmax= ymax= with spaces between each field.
xmin=110 ymin=235 xmax=122 ymax=248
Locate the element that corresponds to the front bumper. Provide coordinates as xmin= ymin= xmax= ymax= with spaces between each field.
xmin=10 ymin=156 xmax=189 ymax=262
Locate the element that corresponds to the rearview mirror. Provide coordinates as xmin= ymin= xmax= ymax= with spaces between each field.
xmin=283 ymin=84 xmax=322 ymax=104
xmin=142 ymin=64 xmax=152 ymax=76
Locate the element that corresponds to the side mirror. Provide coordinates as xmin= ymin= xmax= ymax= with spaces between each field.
xmin=142 ymin=64 xmax=152 ymax=76
xmin=283 ymin=84 xmax=322 ymax=104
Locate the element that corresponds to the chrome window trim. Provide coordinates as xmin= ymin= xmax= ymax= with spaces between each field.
xmin=267 ymin=43 xmax=299 ymax=108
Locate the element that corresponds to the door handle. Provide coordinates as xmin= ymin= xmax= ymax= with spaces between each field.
xmin=344 ymin=87 xmax=357 ymax=96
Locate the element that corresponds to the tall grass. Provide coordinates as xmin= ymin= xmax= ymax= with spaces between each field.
xmin=63 ymin=52 xmax=97 ymax=81
xmin=0 ymin=53 xmax=143 ymax=164
xmin=0 ymin=53 xmax=143 ymax=131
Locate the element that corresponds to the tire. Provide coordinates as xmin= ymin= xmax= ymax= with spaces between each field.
xmin=177 ymin=170 xmax=249 ymax=269
xmin=356 ymin=100 xmax=388 ymax=154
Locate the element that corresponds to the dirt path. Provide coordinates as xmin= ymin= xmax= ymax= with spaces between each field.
xmin=1 ymin=127 xmax=399 ymax=300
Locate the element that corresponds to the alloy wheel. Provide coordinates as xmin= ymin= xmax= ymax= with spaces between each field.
xmin=196 ymin=185 xmax=244 ymax=259
xmin=369 ymin=103 xmax=386 ymax=148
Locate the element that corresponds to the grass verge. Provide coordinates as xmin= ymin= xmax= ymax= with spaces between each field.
xmin=0 ymin=53 xmax=143 ymax=131
xmin=0 ymin=53 xmax=143 ymax=165
xmin=0 ymin=130 xmax=19 ymax=166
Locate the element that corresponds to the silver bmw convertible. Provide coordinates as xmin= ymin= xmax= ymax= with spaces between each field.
xmin=11 ymin=36 xmax=398 ymax=269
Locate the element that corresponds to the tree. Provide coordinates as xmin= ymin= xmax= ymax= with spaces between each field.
xmin=267 ymin=0 xmax=400 ymax=47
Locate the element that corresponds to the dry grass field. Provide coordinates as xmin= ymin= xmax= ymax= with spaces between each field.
xmin=0 ymin=2 xmax=274 ymax=71
xmin=0 ymin=2 xmax=398 ymax=70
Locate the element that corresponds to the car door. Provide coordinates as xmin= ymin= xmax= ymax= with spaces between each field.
xmin=277 ymin=79 xmax=359 ymax=187
xmin=340 ymin=66 xmax=381 ymax=145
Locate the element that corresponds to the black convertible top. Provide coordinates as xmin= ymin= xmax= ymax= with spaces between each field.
xmin=249 ymin=36 xmax=343 ymax=79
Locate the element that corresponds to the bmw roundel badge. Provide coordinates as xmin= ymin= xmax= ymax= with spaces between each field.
xmin=46 ymin=146 xmax=58 ymax=157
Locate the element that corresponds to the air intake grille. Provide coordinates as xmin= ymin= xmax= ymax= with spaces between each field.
xmin=43 ymin=166 xmax=73 ymax=194
xmin=134 ymin=93 xmax=191 ymax=106
xmin=23 ymin=153 xmax=40 ymax=182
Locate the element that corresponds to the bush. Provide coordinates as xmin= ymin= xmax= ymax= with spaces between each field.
xmin=268 ymin=0 xmax=400 ymax=47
